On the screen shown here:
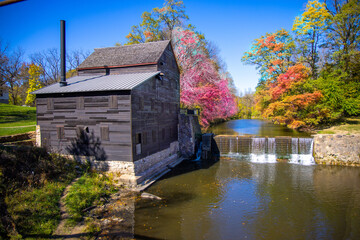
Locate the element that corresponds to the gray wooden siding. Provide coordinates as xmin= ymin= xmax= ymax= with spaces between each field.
xmin=131 ymin=45 xmax=180 ymax=161
xmin=36 ymin=93 xmax=132 ymax=162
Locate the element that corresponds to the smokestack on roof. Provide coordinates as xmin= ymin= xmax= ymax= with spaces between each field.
xmin=59 ymin=20 xmax=67 ymax=87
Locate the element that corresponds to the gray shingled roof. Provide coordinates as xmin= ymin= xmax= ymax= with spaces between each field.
xmin=78 ymin=40 xmax=170 ymax=69
xmin=32 ymin=72 xmax=160 ymax=94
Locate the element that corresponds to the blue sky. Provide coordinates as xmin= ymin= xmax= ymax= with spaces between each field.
xmin=0 ymin=0 xmax=308 ymax=93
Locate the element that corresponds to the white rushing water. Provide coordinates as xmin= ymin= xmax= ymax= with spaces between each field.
xmin=288 ymin=138 xmax=315 ymax=165
xmin=219 ymin=136 xmax=315 ymax=165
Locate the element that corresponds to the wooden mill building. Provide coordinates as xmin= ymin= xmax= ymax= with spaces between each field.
xmin=33 ymin=40 xmax=181 ymax=185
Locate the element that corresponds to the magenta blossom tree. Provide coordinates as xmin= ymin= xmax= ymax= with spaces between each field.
xmin=173 ymin=28 xmax=237 ymax=127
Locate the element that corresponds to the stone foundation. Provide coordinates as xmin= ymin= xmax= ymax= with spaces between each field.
xmin=36 ymin=125 xmax=41 ymax=147
xmin=314 ymin=134 xmax=360 ymax=166
xmin=76 ymin=141 xmax=181 ymax=187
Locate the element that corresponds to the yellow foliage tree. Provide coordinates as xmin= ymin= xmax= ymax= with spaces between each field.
xmin=25 ymin=64 xmax=43 ymax=106
xmin=292 ymin=0 xmax=331 ymax=78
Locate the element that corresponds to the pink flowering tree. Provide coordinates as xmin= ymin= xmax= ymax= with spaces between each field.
xmin=173 ymin=28 xmax=237 ymax=127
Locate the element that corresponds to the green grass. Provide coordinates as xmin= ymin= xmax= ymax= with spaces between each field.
xmin=317 ymin=117 xmax=360 ymax=135
xmin=1 ymin=146 xmax=83 ymax=239
xmin=6 ymin=182 xmax=69 ymax=238
xmin=65 ymin=172 xmax=117 ymax=225
xmin=0 ymin=103 xmax=36 ymax=136
xmin=317 ymin=130 xmax=335 ymax=134
xmin=0 ymin=126 xmax=36 ymax=136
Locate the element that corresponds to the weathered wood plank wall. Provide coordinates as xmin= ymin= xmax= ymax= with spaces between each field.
xmin=36 ymin=92 xmax=132 ymax=162
xmin=131 ymin=44 xmax=180 ymax=161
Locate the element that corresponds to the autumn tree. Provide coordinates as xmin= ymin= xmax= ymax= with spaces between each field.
xmin=25 ymin=64 xmax=43 ymax=106
xmin=173 ymin=29 xmax=237 ymax=127
xmin=0 ymin=41 xmax=28 ymax=105
xmin=126 ymin=1 xmax=237 ymax=127
xmin=236 ymin=89 xmax=255 ymax=119
xmin=292 ymin=0 xmax=331 ymax=78
xmin=242 ymin=29 xmax=295 ymax=85
xmin=126 ymin=0 xmax=189 ymax=44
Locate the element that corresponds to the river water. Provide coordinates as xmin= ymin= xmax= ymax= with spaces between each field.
xmin=207 ymin=119 xmax=310 ymax=137
xmin=133 ymin=120 xmax=360 ymax=239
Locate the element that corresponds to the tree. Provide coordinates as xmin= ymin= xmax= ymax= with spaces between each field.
xmin=30 ymin=48 xmax=60 ymax=85
xmin=292 ymin=0 xmax=331 ymax=78
xmin=263 ymin=64 xmax=325 ymax=129
xmin=126 ymin=0 xmax=189 ymax=44
xmin=0 ymin=42 xmax=28 ymax=105
xmin=30 ymin=48 xmax=90 ymax=86
xmin=173 ymin=29 xmax=237 ymax=127
xmin=242 ymin=29 xmax=296 ymax=85
xmin=325 ymin=0 xmax=360 ymax=72
xmin=25 ymin=64 xmax=43 ymax=106
xmin=236 ymin=89 xmax=255 ymax=119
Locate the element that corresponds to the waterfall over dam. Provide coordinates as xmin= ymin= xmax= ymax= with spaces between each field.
xmin=214 ymin=135 xmax=315 ymax=165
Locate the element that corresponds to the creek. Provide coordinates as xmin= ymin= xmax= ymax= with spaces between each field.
xmin=130 ymin=120 xmax=360 ymax=239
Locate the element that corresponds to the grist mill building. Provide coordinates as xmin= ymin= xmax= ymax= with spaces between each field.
xmin=33 ymin=40 xmax=181 ymax=185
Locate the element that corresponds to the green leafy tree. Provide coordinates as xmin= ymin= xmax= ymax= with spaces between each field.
xmin=325 ymin=0 xmax=360 ymax=72
xmin=25 ymin=64 xmax=43 ymax=106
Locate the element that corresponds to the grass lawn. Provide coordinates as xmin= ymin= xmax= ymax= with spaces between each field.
xmin=6 ymin=182 xmax=70 ymax=238
xmin=0 ymin=103 xmax=36 ymax=136
xmin=1 ymin=146 xmax=82 ymax=239
xmin=65 ymin=172 xmax=117 ymax=225
xmin=317 ymin=118 xmax=360 ymax=135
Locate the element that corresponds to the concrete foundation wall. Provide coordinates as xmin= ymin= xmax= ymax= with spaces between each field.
xmin=79 ymin=141 xmax=180 ymax=187
xmin=314 ymin=134 xmax=360 ymax=166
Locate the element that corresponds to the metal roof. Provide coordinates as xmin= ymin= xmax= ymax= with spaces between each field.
xmin=32 ymin=71 xmax=160 ymax=95
xmin=78 ymin=40 xmax=170 ymax=69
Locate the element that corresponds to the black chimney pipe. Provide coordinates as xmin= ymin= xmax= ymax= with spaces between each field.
xmin=60 ymin=20 xmax=67 ymax=87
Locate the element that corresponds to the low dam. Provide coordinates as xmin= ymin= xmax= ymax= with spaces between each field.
xmin=214 ymin=135 xmax=314 ymax=165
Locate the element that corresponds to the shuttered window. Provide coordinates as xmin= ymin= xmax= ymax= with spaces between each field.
xmin=100 ymin=126 xmax=109 ymax=141
xmin=47 ymin=98 xmax=54 ymax=110
xmin=57 ymin=126 xmax=64 ymax=139
xmin=109 ymin=95 xmax=118 ymax=109
xmin=77 ymin=97 xmax=84 ymax=110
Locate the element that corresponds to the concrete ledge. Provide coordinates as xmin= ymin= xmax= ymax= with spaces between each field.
xmin=314 ymin=134 xmax=360 ymax=166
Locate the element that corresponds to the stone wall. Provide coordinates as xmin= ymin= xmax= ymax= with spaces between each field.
xmin=178 ymin=114 xmax=202 ymax=158
xmin=314 ymin=134 xmax=360 ymax=166
xmin=78 ymin=141 xmax=180 ymax=187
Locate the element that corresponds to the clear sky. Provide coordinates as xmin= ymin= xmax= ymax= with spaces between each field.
xmin=0 ymin=0 xmax=308 ymax=93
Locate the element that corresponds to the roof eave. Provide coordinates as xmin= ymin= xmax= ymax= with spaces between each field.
xmin=77 ymin=62 xmax=158 ymax=71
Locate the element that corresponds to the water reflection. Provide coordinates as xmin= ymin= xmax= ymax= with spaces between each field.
xmin=134 ymin=158 xmax=360 ymax=239
xmin=207 ymin=119 xmax=310 ymax=137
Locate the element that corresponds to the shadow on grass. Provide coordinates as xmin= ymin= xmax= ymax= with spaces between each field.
xmin=345 ymin=119 xmax=360 ymax=125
